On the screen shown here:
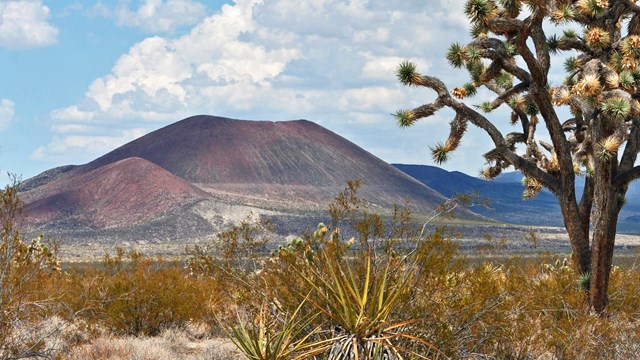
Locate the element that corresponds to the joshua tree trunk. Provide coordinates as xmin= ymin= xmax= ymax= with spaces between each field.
xmin=560 ymin=194 xmax=592 ymax=277
xmin=590 ymin=156 xmax=623 ymax=312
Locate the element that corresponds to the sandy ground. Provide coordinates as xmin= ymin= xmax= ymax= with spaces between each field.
xmin=55 ymin=223 xmax=640 ymax=263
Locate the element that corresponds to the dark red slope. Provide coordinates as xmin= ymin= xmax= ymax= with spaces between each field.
xmin=22 ymin=157 xmax=210 ymax=229
xmin=76 ymin=115 xmax=446 ymax=210
xmin=20 ymin=116 xmax=465 ymax=240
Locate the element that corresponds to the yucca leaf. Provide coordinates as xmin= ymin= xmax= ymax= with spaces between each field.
xmin=393 ymin=109 xmax=416 ymax=127
xmin=547 ymin=35 xmax=559 ymax=54
xmin=504 ymin=41 xmax=517 ymax=56
xmin=564 ymin=57 xmax=579 ymax=72
xmin=602 ymin=97 xmax=630 ymax=121
xmin=396 ymin=60 xmax=421 ymax=86
xmin=479 ymin=101 xmax=494 ymax=113
xmin=464 ymin=83 xmax=478 ymax=97
xmin=447 ymin=43 xmax=465 ymax=68
xmin=465 ymin=0 xmax=494 ymax=23
xmin=431 ymin=143 xmax=450 ymax=164
xmin=498 ymin=0 xmax=520 ymax=17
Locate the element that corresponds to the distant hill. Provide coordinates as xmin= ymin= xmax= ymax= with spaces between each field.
xmin=394 ymin=164 xmax=640 ymax=233
xmin=20 ymin=116 xmax=457 ymax=242
xmin=22 ymin=157 xmax=209 ymax=230
xmin=393 ymin=164 xmax=562 ymax=227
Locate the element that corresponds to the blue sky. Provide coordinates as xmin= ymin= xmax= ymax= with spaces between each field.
xmin=1 ymin=0 xmax=498 ymax=185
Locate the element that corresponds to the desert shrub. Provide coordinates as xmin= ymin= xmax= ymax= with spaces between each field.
xmin=213 ymin=182 xmax=447 ymax=359
xmin=0 ymin=178 xmax=69 ymax=359
xmin=186 ymin=215 xmax=272 ymax=314
xmin=202 ymin=181 xmax=640 ymax=359
xmin=67 ymin=248 xmax=217 ymax=337
xmin=72 ymin=180 xmax=631 ymax=358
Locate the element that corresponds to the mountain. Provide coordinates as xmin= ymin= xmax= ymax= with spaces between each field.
xmin=21 ymin=115 xmax=454 ymax=242
xmin=73 ymin=116 xmax=447 ymax=211
xmin=22 ymin=157 xmax=209 ymax=230
xmin=394 ymin=164 xmax=640 ymax=233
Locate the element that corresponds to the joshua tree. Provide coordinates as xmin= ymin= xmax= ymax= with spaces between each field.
xmin=394 ymin=0 xmax=640 ymax=313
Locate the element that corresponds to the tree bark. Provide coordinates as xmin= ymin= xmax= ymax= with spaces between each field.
xmin=589 ymin=160 xmax=623 ymax=313
xmin=558 ymin=190 xmax=591 ymax=274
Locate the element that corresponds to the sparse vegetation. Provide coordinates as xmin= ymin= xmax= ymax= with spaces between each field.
xmin=0 ymin=177 xmax=70 ymax=359
xmin=4 ymin=179 xmax=640 ymax=358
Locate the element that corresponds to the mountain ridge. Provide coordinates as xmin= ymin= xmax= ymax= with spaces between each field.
xmin=20 ymin=115 xmax=459 ymax=242
xmin=394 ymin=163 xmax=640 ymax=233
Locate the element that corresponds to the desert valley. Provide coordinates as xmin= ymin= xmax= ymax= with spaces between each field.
xmin=16 ymin=115 xmax=640 ymax=260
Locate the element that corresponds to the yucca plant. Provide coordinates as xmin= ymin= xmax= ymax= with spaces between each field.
xmin=299 ymin=250 xmax=443 ymax=359
xmin=224 ymin=301 xmax=331 ymax=360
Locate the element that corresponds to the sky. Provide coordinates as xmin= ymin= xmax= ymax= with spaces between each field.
xmin=1 ymin=0 xmax=507 ymax=185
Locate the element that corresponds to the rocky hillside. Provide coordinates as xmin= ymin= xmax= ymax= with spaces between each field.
xmin=21 ymin=116 xmax=456 ymax=243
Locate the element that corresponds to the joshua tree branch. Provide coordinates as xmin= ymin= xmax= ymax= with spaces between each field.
xmin=530 ymin=9 xmax=550 ymax=75
xmin=579 ymin=175 xmax=595 ymax=224
xmin=625 ymin=0 xmax=640 ymax=14
xmin=409 ymin=74 xmax=561 ymax=193
xmin=618 ymin=120 xmax=640 ymax=174
xmin=613 ymin=166 xmax=640 ymax=187
xmin=557 ymin=38 xmax=590 ymax=53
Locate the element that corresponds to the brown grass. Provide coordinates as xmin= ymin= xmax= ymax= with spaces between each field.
xmin=65 ymin=328 xmax=241 ymax=360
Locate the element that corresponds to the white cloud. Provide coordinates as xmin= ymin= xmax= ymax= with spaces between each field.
xmin=0 ymin=99 xmax=15 ymax=131
xmin=53 ymin=0 xmax=300 ymax=124
xmin=44 ymin=0 xmax=488 ymax=173
xmin=31 ymin=128 xmax=148 ymax=161
xmin=113 ymin=0 xmax=208 ymax=33
xmin=0 ymin=1 xmax=58 ymax=49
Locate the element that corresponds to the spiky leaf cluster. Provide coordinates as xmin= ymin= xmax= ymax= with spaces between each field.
xmin=467 ymin=63 xmax=485 ymax=83
xmin=564 ymin=57 xmax=580 ymax=73
xmin=525 ymin=101 xmax=539 ymax=116
xmin=452 ymin=87 xmax=468 ymax=99
xmin=572 ymin=75 xmax=601 ymax=97
xmin=465 ymin=46 xmax=482 ymax=63
xmin=447 ymin=43 xmax=465 ymax=68
xmin=504 ymin=42 xmax=517 ymax=56
xmin=507 ymin=95 xmax=525 ymax=109
xmin=464 ymin=83 xmax=478 ymax=96
xmin=575 ymin=0 xmax=608 ymax=17
xmin=464 ymin=0 xmax=497 ymax=25
xmin=552 ymin=87 xmax=572 ymax=106
xmin=584 ymin=27 xmax=610 ymax=50
xmin=393 ymin=110 xmax=417 ymax=128
xmin=596 ymin=136 xmax=622 ymax=160
xmin=601 ymin=97 xmax=630 ymax=121
xmin=563 ymin=29 xmax=578 ymax=39
xmin=550 ymin=5 xmax=574 ymax=23
xmin=479 ymin=101 xmax=494 ymax=113
xmin=609 ymin=51 xmax=623 ymax=72
xmin=494 ymin=71 xmax=513 ymax=90
xmin=623 ymin=36 xmax=640 ymax=57
xmin=470 ymin=23 xmax=488 ymax=39
xmin=522 ymin=176 xmax=543 ymax=199
xmin=430 ymin=143 xmax=450 ymax=164
xmin=547 ymin=35 xmax=560 ymax=54
xmin=481 ymin=165 xmax=503 ymax=179
xmin=621 ymin=36 xmax=640 ymax=69
xmin=396 ymin=61 xmax=422 ymax=86
xmin=498 ymin=0 xmax=520 ymax=18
